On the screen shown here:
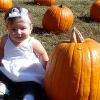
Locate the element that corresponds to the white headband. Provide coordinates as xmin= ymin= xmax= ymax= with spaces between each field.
xmin=7 ymin=8 xmax=31 ymax=23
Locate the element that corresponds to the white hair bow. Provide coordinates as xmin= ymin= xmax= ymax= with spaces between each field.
xmin=7 ymin=7 xmax=31 ymax=22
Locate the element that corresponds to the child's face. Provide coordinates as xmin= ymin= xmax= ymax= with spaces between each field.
xmin=7 ymin=20 xmax=32 ymax=44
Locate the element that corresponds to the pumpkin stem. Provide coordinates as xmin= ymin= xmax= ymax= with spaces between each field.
xmin=70 ymin=27 xmax=84 ymax=43
xmin=70 ymin=29 xmax=77 ymax=42
xmin=59 ymin=5 xmax=63 ymax=8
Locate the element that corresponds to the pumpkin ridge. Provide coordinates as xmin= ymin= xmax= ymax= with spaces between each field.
xmin=70 ymin=43 xmax=83 ymax=99
xmin=75 ymin=44 xmax=82 ymax=97
xmin=51 ymin=6 xmax=60 ymax=31
xmin=62 ymin=44 xmax=72 ymax=96
xmin=57 ymin=43 xmax=73 ymax=99
xmin=85 ymin=41 xmax=99 ymax=99
xmin=51 ymin=43 xmax=71 ymax=99
xmin=85 ymin=43 xmax=92 ymax=99
xmin=45 ymin=46 xmax=62 ymax=98
xmin=68 ymin=43 xmax=76 ymax=100
xmin=56 ymin=6 xmax=61 ymax=31
xmin=82 ymin=43 xmax=86 ymax=98
xmin=51 ymin=47 xmax=60 ymax=86
xmin=84 ymin=42 xmax=91 ymax=99
xmin=58 ymin=9 xmax=61 ymax=31
xmin=58 ymin=6 xmax=67 ymax=32
xmin=88 ymin=46 xmax=93 ymax=99
xmin=50 ymin=47 xmax=64 ymax=99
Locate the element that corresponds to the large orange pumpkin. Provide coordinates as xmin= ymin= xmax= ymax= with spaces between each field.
xmin=34 ymin=0 xmax=55 ymax=6
xmin=44 ymin=27 xmax=100 ymax=100
xmin=90 ymin=0 xmax=100 ymax=22
xmin=42 ymin=5 xmax=74 ymax=34
xmin=0 ymin=0 xmax=12 ymax=11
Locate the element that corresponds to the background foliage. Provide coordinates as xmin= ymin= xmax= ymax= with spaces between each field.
xmin=0 ymin=0 xmax=100 ymax=55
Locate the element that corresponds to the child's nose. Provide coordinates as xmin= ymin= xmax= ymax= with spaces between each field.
xmin=17 ymin=29 xmax=22 ymax=34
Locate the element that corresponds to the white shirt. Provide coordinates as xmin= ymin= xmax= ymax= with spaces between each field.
xmin=0 ymin=37 xmax=45 ymax=85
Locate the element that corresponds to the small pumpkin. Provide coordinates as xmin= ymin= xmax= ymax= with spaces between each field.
xmin=0 ymin=0 xmax=13 ymax=11
xmin=44 ymin=27 xmax=100 ymax=100
xmin=90 ymin=0 xmax=100 ymax=22
xmin=34 ymin=0 xmax=55 ymax=6
xmin=42 ymin=5 xmax=74 ymax=34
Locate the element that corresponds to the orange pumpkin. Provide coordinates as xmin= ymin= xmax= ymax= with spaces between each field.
xmin=90 ymin=0 xmax=100 ymax=22
xmin=42 ymin=5 xmax=74 ymax=34
xmin=0 ymin=0 xmax=13 ymax=11
xmin=34 ymin=0 xmax=55 ymax=6
xmin=44 ymin=27 xmax=100 ymax=100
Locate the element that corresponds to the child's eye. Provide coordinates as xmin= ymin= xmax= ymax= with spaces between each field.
xmin=21 ymin=28 xmax=26 ymax=30
xmin=11 ymin=28 xmax=16 ymax=31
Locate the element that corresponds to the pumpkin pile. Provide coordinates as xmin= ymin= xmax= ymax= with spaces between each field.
xmin=0 ymin=0 xmax=12 ymax=11
xmin=90 ymin=0 xmax=100 ymax=22
xmin=44 ymin=27 xmax=100 ymax=100
xmin=42 ymin=5 xmax=74 ymax=34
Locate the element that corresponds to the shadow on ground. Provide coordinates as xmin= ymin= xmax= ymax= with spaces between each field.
xmin=32 ymin=27 xmax=50 ymax=34
xmin=77 ymin=15 xmax=92 ymax=23
xmin=22 ymin=1 xmax=35 ymax=5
